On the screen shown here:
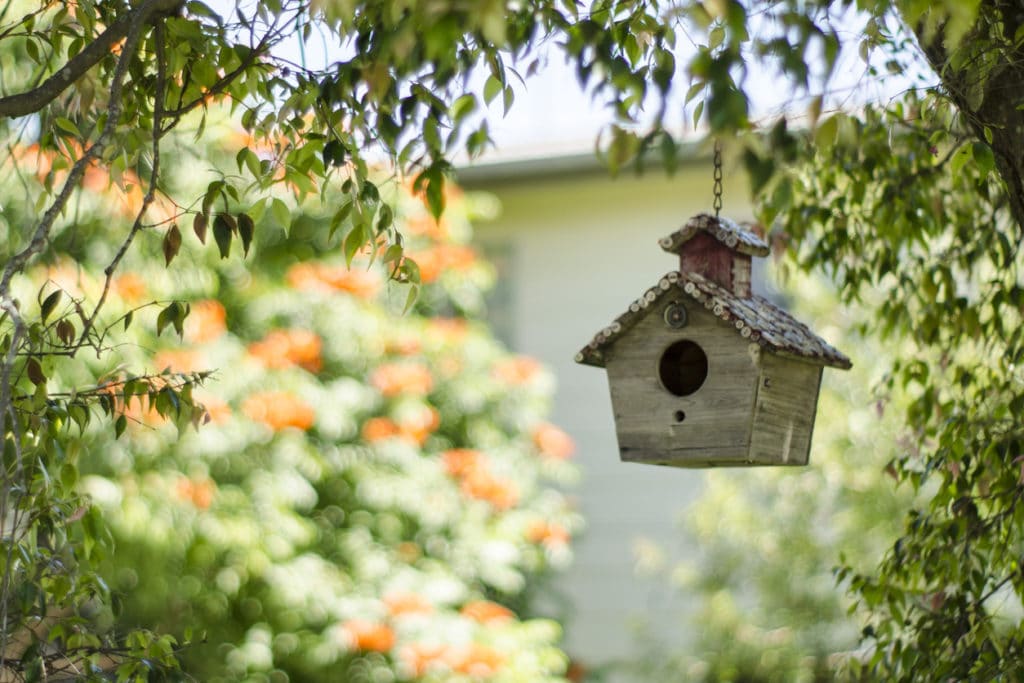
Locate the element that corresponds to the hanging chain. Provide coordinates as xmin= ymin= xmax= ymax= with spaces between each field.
xmin=712 ymin=139 xmax=723 ymax=218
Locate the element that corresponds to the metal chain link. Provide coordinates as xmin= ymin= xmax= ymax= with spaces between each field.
xmin=713 ymin=139 xmax=723 ymax=218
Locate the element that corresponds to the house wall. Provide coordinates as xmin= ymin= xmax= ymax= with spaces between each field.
xmin=461 ymin=158 xmax=754 ymax=677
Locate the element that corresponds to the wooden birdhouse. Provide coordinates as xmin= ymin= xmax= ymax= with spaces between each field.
xmin=576 ymin=213 xmax=851 ymax=467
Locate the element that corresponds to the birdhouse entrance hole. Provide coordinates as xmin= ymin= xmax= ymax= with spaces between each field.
xmin=658 ymin=340 xmax=708 ymax=397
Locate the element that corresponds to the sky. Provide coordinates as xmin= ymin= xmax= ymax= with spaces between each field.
xmin=225 ymin=2 xmax=929 ymax=163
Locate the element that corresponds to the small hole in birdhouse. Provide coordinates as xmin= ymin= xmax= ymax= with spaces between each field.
xmin=658 ymin=340 xmax=708 ymax=397
xmin=674 ymin=410 xmax=686 ymax=423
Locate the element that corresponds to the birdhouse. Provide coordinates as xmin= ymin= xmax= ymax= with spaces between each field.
xmin=576 ymin=213 xmax=851 ymax=467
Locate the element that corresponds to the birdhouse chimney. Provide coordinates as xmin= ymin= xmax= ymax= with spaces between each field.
xmin=658 ymin=214 xmax=769 ymax=298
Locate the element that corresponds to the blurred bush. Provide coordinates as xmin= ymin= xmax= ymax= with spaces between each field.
xmin=17 ymin=128 xmax=584 ymax=680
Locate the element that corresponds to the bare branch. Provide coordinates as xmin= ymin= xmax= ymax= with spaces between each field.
xmin=0 ymin=0 xmax=184 ymax=119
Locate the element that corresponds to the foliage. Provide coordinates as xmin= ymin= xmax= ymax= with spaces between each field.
xmin=662 ymin=0 xmax=1024 ymax=680
xmin=0 ymin=0 xmax=672 ymax=676
xmin=5 ymin=0 xmax=1024 ymax=679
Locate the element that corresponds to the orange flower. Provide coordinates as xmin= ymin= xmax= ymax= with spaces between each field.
xmin=449 ymin=643 xmax=505 ymax=677
xmin=395 ymin=542 xmax=421 ymax=562
xmin=385 ymin=592 xmax=433 ymax=617
xmin=532 ymin=422 xmax=575 ymax=459
xmin=286 ymin=262 xmax=381 ymax=299
xmin=249 ymin=329 xmax=323 ymax=373
xmin=175 ymin=477 xmax=216 ymax=510
xmin=385 ymin=334 xmax=422 ymax=356
xmin=153 ymin=349 xmax=202 ymax=373
xmin=405 ymin=245 xmax=477 ymax=284
xmin=342 ymin=620 xmax=395 ymax=653
xmin=111 ymin=273 xmax=147 ymax=302
xmin=442 ymin=449 xmax=482 ymax=478
xmin=404 ymin=214 xmax=449 ymax=240
xmin=442 ymin=449 xmax=518 ymax=509
xmin=362 ymin=417 xmax=401 ymax=442
xmin=195 ymin=391 xmax=231 ymax=424
xmin=362 ymin=406 xmax=439 ymax=445
xmin=461 ymin=469 xmax=519 ymax=510
xmin=186 ymin=300 xmax=227 ymax=344
xmin=82 ymin=166 xmax=145 ymax=217
xmin=370 ymin=362 xmax=433 ymax=397
xmin=398 ymin=405 xmax=440 ymax=445
xmin=242 ymin=391 xmax=315 ymax=431
xmin=45 ymin=261 xmax=87 ymax=298
xmin=460 ymin=600 xmax=515 ymax=624
xmin=399 ymin=642 xmax=449 ymax=677
xmin=426 ymin=317 xmax=468 ymax=343
xmin=526 ymin=520 xmax=571 ymax=548
xmin=123 ymin=395 xmax=166 ymax=426
xmin=492 ymin=356 xmax=542 ymax=385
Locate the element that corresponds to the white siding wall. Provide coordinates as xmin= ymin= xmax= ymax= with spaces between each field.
xmin=464 ymin=160 xmax=753 ymax=676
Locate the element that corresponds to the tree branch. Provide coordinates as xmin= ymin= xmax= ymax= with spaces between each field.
xmin=0 ymin=0 xmax=184 ymax=119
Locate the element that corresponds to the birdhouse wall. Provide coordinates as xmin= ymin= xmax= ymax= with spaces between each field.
xmin=748 ymin=353 xmax=823 ymax=466
xmin=603 ymin=300 xmax=760 ymax=466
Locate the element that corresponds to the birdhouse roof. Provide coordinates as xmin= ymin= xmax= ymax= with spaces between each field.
xmin=659 ymin=213 xmax=770 ymax=257
xmin=576 ymin=270 xmax=852 ymax=370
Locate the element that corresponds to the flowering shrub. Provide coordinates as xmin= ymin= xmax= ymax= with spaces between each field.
xmin=77 ymin=182 xmax=581 ymax=680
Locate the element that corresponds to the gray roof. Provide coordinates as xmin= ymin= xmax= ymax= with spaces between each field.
xmin=576 ymin=270 xmax=852 ymax=370
xmin=659 ymin=213 xmax=770 ymax=257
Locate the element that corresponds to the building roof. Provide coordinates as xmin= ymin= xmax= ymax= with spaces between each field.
xmin=575 ymin=270 xmax=852 ymax=370
xmin=659 ymin=212 xmax=770 ymax=257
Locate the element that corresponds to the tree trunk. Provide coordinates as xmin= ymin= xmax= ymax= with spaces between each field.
xmin=913 ymin=0 xmax=1024 ymax=234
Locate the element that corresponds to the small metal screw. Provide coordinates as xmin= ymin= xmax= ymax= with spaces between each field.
xmin=664 ymin=302 xmax=688 ymax=329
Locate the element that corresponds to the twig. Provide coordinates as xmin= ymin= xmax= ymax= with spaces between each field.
xmin=75 ymin=20 xmax=168 ymax=357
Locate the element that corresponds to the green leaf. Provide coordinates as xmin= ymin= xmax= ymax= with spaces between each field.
xmin=815 ymin=115 xmax=839 ymax=148
xmin=156 ymin=302 xmax=181 ymax=337
xmin=213 ymin=213 xmax=234 ymax=258
xmin=163 ymin=224 xmax=182 ymax=266
xmin=40 ymin=290 xmax=61 ymax=322
xmin=202 ymin=180 xmax=225 ymax=216
xmin=344 ymin=224 xmax=365 ymax=268
xmin=56 ymin=319 xmax=75 ymax=345
xmin=330 ymin=201 xmax=353 ymax=240
xmin=451 ymin=94 xmax=477 ymax=122
xmin=193 ymin=213 xmax=208 ymax=244
xmin=950 ymin=144 xmax=973 ymax=176
xmin=403 ymin=285 xmax=419 ymax=314
xmin=237 ymin=213 xmax=255 ymax=256
xmin=484 ymin=75 xmax=503 ymax=104
xmin=54 ymin=117 xmax=80 ymax=138
xmin=971 ymin=142 xmax=995 ymax=176
xmin=742 ymin=148 xmax=775 ymax=196
xmin=115 ymin=414 xmax=127 ymax=439
xmin=271 ymin=198 xmax=291 ymax=229
xmin=322 ymin=139 xmax=347 ymax=168
xmin=376 ymin=203 xmax=393 ymax=233
xmin=26 ymin=358 xmax=45 ymax=385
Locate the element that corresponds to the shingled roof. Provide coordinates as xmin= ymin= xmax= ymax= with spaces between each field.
xmin=575 ymin=270 xmax=852 ymax=370
xmin=659 ymin=212 xmax=770 ymax=257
